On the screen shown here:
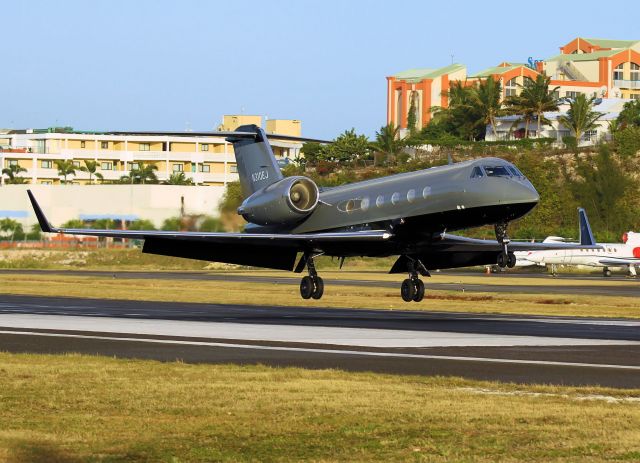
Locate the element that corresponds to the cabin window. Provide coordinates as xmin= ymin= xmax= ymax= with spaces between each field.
xmin=483 ymin=165 xmax=511 ymax=177
xmin=391 ymin=192 xmax=400 ymax=205
xmin=470 ymin=166 xmax=484 ymax=178
xmin=361 ymin=197 xmax=370 ymax=211
xmin=422 ymin=186 xmax=431 ymax=198
xmin=376 ymin=195 xmax=384 ymax=207
xmin=407 ymin=189 xmax=416 ymax=203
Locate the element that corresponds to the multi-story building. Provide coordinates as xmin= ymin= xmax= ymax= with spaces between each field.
xmin=387 ymin=37 xmax=640 ymax=132
xmin=0 ymin=115 xmax=303 ymax=186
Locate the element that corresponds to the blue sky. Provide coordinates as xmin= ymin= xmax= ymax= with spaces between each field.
xmin=1 ymin=0 xmax=638 ymax=138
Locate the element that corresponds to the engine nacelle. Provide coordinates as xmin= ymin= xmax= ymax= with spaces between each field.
xmin=238 ymin=176 xmax=319 ymax=226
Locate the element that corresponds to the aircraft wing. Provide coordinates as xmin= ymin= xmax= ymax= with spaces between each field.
xmin=598 ymin=257 xmax=640 ymax=266
xmin=390 ymin=233 xmax=601 ymax=273
xmin=28 ymin=191 xmax=392 ymax=271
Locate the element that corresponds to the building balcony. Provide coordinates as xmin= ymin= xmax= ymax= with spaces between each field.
xmin=14 ymin=168 xmax=238 ymax=184
xmin=613 ymin=79 xmax=640 ymax=89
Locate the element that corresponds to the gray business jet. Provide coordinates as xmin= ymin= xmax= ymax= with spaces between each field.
xmin=27 ymin=124 xmax=599 ymax=302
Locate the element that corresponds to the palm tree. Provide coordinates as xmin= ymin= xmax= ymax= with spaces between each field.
xmin=516 ymin=75 xmax=559 ymax=137
xmin=164 ymin=172 xmax=194 ymax=185
xmin=122 ymin=162 xmax=158 ymax=184
xmin=470 ymin=76 xmax=505 ymax=140
xmin=558 ymin=94 xmax=604 ymax=144
xmin=55 ymin=160 xmax=76 ymax=184
xmin=369 ymin=123 xmax=404 ymax=164
xmin=1 ymin=164 xmax=28 ymax=184
xmin=504 ymin=95 xmax=534 ymax=138
xmin=78 ymin=160 xmax=104 ymax=184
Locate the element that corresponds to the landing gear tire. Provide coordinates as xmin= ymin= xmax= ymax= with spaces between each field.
xmin=506 ymin=252 xmax=516 ymax=268
xmin=497 ymin=252 xmax=507 ymax=268
xmin=311 ymin=276 xmax=324 ymax=300
xmin=300 ymin=276 xmax=314 ymax=299
xmin=603 ymin=267 xmax=612 ymax=278
xmin=401 ymin=279 xmax=416 ymax=302
xmin=412 ymin=279 xmax=425 ymax=302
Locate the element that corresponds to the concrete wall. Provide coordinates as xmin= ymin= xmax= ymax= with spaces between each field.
xmin=0 ymin=184 xmax=227 ymax=228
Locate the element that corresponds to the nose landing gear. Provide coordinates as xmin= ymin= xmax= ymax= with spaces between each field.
xmin=495 ymin=222 xmax=516 ymax=269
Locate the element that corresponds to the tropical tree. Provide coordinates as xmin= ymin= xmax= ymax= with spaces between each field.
xmin=510 ymin=75 xmax=559 ymax=137
xmin=504 ymin=95 xmax=535 ymax=138
xmin=323 ymin=129 xmax=370 ymax=164
xmin=470 ymin=76 xmax=505 ymax=140
xmin=0 ymin=218 xmax=23 ymax=241
xmin=78 ymin=160 xmax=104 ymax=184
xmin=54 ymin=160 xmax=76 ymax=184
xmin=430 ymin=81 xmax=484 ymax=141
xmin=164 ymin=172 xmax=194 ymax=185
xmin=121 ymin=162 xmax=158 ymax=184
xmin=558 ymin=94 xmax=604 ymax=143
xmin=61 ymin=219 xmax=86 ymax=228
xmin=127 ymin=219 xmax=156 ymax=230
xmin=617 ymin=99 xmax=640 ymax=128
xmin=407 ymin=91 xmax=418 ymax=135
xmin=1 ymin=164 xmax=28 ymax=184
xmin=369 ymin=123 xmax=404 ymax=164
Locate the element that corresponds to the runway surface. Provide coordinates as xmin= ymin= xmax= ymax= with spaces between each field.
xmin=1 ymin=294 xmax=639 ymax=388
xmin=3 ymin=269 xmax=640 ymax=297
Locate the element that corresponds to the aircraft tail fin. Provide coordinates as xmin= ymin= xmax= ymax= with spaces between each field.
xmin=578 ymin=207 xmax=596 ymax=246
xmin=226 ymin=125 xmax=284 ymax=198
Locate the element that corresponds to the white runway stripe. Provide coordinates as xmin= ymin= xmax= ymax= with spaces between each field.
xmin=0 ymin=314 xmax=639 ymax=348
xmin=1 ymin=329 xmax=639 ymax=371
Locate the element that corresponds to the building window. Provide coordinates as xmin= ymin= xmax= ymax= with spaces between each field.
xmin=613 ymin=63 xmax=624 ymax=81
xmin=583 ymin=130 xmax=598 ymax=141
xmin=72 ymin=161 xmax=81 ymax=168
xmin=505 ymin=77 xmax=518 ymax=97
xmin=41 ymin=181 xmax=52 ymax=185
xmin=8 ymin=159 xmax=18 ymax=167
xmin=139 ymin=143 xmax=150 ymax=151
xmin=80 ymin=141 xmax=86 ymax=148
xmin=230 ymin=165 xmax=238 ymax=173
xmin=41 ymin=160 xmax=53 ymax=169
xmin=173 ymin=163 xmax=184 ymax=172
xmin=631 ymin=94 xmax=640 ymax=100
xmin=565 ymin=91 xmax=580 ymax=99
xmin=201 ymin=143 xmax=209 ymax=151
xmin=101 ymin=141 xmax=108 ymax=149
xmin=101 ymin=162 xmax=113 ymax=170
xmin=631 ymin=63 xmax=640 ymax=81
xmin=129 ymin=162 xmax=139 ymax=170
xmin=199 ymin=164 xmax=210 ymax=173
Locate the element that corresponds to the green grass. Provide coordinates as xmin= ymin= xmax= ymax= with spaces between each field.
xmin=1 ymin=353 xmax=639 ymax=462
xmin=2 ymin=272 xmax=640 ymax=318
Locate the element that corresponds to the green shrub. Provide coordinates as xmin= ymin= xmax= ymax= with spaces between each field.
xmin=614 ymin=126 xmax=640 ymax=158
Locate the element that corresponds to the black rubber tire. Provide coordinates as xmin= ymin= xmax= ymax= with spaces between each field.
xmin=497 ymin=252 xmax=507 ymax=268
xmin=603 ymin=268 xmax=612 ymax=277
xmin=300 ymin=276 xmax=314 ymax=299
xmin=506 ymin=252 xmax=516 ymax=268
xmin=312 ymin=276 xmax=324 ymax=299
xmin=412 ymin=279 xmax=425 ymax=302
xmin=401 ymin=279 xmax=415 ymax=302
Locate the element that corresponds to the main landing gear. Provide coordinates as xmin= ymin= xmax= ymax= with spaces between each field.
xmin=298 ymin=254 xmax=324 ymax=300
xmin=495 ymin=222 xmax=516 ymax=269
xmin=401 ymin=258 xmax=426 ymax=303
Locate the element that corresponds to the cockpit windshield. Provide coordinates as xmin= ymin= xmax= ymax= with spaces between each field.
xmin=483 ymin=165 xmax=511 ymax=177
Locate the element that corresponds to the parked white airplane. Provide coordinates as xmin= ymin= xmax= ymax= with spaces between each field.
xmin=515 ymin=209 xmax=640 ymax=277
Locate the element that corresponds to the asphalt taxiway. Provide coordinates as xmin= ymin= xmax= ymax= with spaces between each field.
xmin=3 ymin=269 xmax=640 ymax=297
xmin=0 ymin=294 xmax=639 ymax=388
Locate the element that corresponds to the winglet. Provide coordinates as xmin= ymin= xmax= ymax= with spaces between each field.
xmin=27 ymin=190 xmax=55 ymax=233
xmin=578 ymin=207 xmax=596 ymax=246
